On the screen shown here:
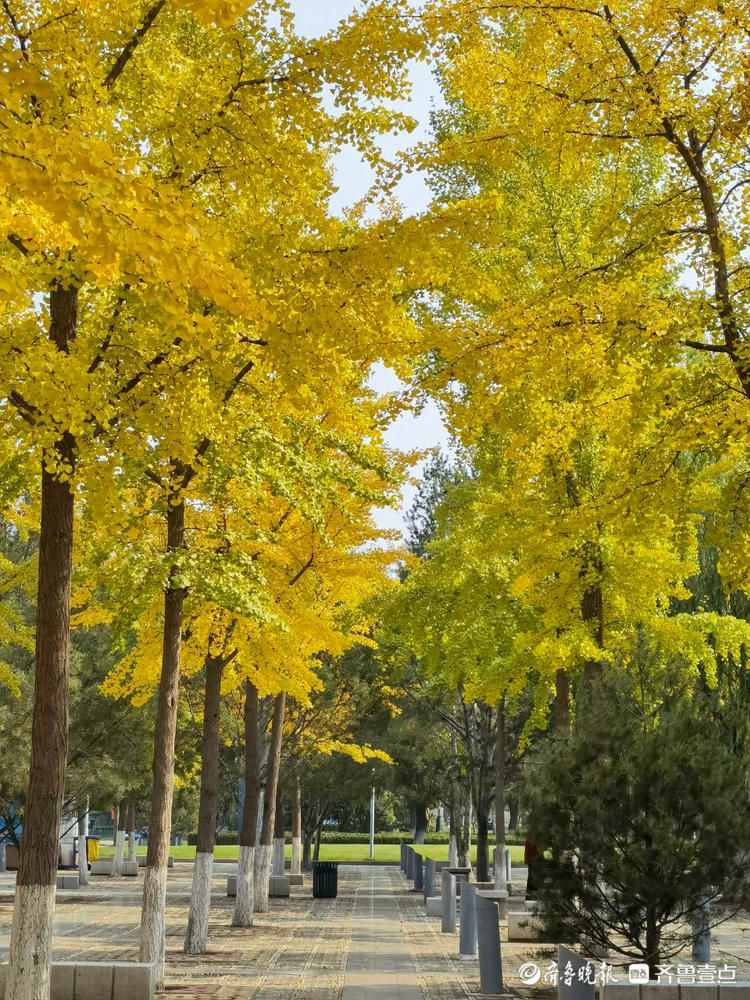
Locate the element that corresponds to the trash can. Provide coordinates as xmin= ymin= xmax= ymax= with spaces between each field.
xmin=86 ymin=836 xmax=100 ymax=862
xmin=312 ymin=861 xmax=338 ymax=898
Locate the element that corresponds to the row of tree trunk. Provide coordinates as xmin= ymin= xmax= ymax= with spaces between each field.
xmin=184 ymin=679 xmax=291 ymax=952
xmin=182 ymin=657 xmax=582 ymax=959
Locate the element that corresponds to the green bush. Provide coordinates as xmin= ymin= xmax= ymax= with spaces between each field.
xmin=188 ymin=828 xmax=525 ymax=846
xmin=316 ymin=830 xmax=525 ymax=845
xmin=187 ymin=831 xmax=240 ymax=846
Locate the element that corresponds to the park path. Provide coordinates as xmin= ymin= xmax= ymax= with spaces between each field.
xmin=342 ymin=866 xmax=423 ymax=1000
xmin=15 ymin=859 xmax=750 ymax=998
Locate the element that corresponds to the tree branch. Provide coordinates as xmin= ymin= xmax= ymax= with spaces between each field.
xmin=7 ymin=234 xmax=29 ymax=256
xmin=682 ymin=339 xmax=732 ymax=354
xmin=8 ymin=390 xmax=37 ymax=425
xmin=104 ymin=0 xmax=166 ymax=88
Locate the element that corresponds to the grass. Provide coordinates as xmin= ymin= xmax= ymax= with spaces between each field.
xmin=96 ymin=842 xmax=525 ymax=864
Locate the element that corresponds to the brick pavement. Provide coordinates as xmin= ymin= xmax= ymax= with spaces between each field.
xmin=0 ymin=864 xmax=485 ymax=1000
xmin=0 ymin=864 xmax=747 ymax=998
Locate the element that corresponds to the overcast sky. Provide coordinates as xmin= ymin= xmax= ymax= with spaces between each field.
xmin=287 ymin=1 xmax=450 ymax=537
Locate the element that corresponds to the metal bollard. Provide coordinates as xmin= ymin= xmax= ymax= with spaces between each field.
xmin=424 ymin=857 xmax=435 ymax=901
xmin=459 ymin=883 xmax=478 ymax=958
xmin=476 ymin=893 xmax=503 ymax=994
xmin=442 ymin=871 xmax=457 ymax=933
xmin=413 ymin=852 xmax=424 ymax=892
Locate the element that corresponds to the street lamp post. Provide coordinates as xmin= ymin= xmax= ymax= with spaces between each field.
xmin=369 ymin=773 xmax=375 ymax=860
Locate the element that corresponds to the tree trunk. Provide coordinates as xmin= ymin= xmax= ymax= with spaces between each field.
xmin=111 ymin=801 xmax=126 ymax=877
xmin=291 ymin=773 xmax=302 ymax=875
xmin=127 ymin=803 xmax=136 ymax=863
xmin=112 ymin=803 xmax=119 ymax=847
xmin=140 ymin=498 xmax=186 ymax=988
xmin=494 ymin=697 xmax=506 ymax=889
xmin=646 ymin=906 xmax=660 ymax=979
xmin=255 ymin=691 xmax=285 ymax=912
xmin=469 ymin=701 xmax=493 ymax=883
xmin=508 ymin=797 xmax=519 ymax=832
xmin=184 ymin=653 xmax=223 ymax=953
xmin=302 ymin=833 xmax=311 ymax=871
xmin=448 ymin=807 xmax=458 ymax=867
xmin=581 ymin=542 xmax=603 ymax=689
xmin=462 ymin=800 xmax=472 ymax=872
xmin=554 ymin=670 xmax=570 ymax=735
xmin=475 ymin=798 xmax=490 ymax=883
xmin=271 ymin=794 xmax=285 ymax=876
xmin=233 ymin=681 xmax=260 ymax=927
xmin=77 ymin=799 xmax=89 ymax=887
xmin=412 ymin=803 xmax=428 ymax=844
xmin=313 ymin=819 xmax=323 ymax=861
xmin=7 ymin=284 xmax=77 ymax=1000
xmin=449 ymin=727 xmax=460 ymax=866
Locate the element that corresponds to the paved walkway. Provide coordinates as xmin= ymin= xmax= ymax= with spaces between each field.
xmin=343 ymin=867 xmax=422 ymax=1000
xmin=0 ymin=862 xmax=748 ymax=997
xmin=0 ymin=863 xmax=484 ymax=999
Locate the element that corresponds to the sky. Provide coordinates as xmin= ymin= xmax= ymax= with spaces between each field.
xmin=287 ymin=1 xmax=451 ymax=536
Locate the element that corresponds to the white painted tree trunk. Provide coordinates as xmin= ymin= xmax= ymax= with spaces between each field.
xmin=232 ymin=845 xmax=255 ymax=927
xmin=78 ymin=800 xmax=89 ymax=886
xmin=291 ymin=837 xmax=302 ymax=874
xmin=184 ymin=852 xmax=213 ymax=954
xmin=111 ymin=829 xmax=125 ymax=877
xmin=6 ymin=885 xmax=56 ymax=1000
xmin=271 ymin=838 xmax=285 ymax=877
xmin=140 ymin=866 xmax=167 ymax=988
xmin=448 ymin=834 xmax=458 ymax=868
xmin=494 ymin=847 xmax=504 ymax=889
xmin=254 ymin=844 xmax=273 ymax=912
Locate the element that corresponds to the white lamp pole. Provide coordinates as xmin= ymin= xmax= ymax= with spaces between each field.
xmin=369 ymin=780 xmax=375 ymax=860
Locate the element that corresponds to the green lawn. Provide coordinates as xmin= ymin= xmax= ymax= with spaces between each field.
xmin=97 ymin=842 xmax=525 ymax=864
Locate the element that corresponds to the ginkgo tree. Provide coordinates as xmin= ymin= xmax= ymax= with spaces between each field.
xmin=1 ymin=3 xmax=275 ymax=991
xmin=419 ymin=0 xmax=750 ymax=583
xmin=76 ymin=370 xmax=408 ymax=953
xmin=224 ymin=473 xmax=404 ymax=933
xmin=392 ymin=46 xmax=750 ymax=703
xmin=0 ymin=0 xmax=431 ymax=993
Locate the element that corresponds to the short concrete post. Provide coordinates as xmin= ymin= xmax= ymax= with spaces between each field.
xmin=476 ymin=893 xmax=503 ymax=994
xmin=413 ymin=852 xmax=424 ymax=892
xmin=557 ymin=945 xmax=596 ymax=1000
xmin=424 ymin=857 xmax=435 ymax=902
xmin=459 ymin=883 xmax=478 ymax=958
xmin=406 ymin=847 xmax=414 ymax=881
xmin=400 ymin=842 xmax=406 ymax=872
xmin=442 ymin=871 xmax=457 ymax=933
xmin=0 ymin=843 xmax=6 ymax=873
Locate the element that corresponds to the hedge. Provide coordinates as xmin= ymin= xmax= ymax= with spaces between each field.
xmin=189 ymin=829 xmax=525 ymax=846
